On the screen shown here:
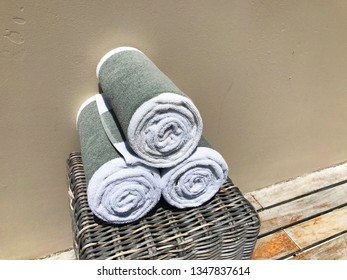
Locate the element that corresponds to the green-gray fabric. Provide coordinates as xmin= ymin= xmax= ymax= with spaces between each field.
xmin=77 ymin=101 xmax=121 ymax=183
xmin=197 ymin=135 xmax=212 ymax=149
xmin=98 ymin=50 xmax=186 ymax=133
xmin=77 ymin=97 xmax=163 ymax=224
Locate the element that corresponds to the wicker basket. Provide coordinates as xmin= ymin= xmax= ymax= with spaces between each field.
xmin=67 ymin=152 xmax=260 ymax=260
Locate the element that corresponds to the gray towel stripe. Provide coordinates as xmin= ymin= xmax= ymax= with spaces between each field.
xmin=95 ymin=93 xmax=149 ymax=166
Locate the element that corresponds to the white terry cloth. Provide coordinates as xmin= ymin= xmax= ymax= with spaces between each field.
xmin=127 ymin=92 xmax=203 ymax=168
xmin=87 ymin=158 xmax=162 ymax=224
xmin=161 ymin=147 xmax=229 ymax=209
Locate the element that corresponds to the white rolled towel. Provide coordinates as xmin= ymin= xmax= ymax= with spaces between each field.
xmin=96 ymin=47 xmax=203 ymax=168
xmin=87 ymin=158 xmax=161 ymax=224
xmin=77 ymin=96 xmax=161 ymax=224
xmin=161 ymin=140 xmax=229 ymax=209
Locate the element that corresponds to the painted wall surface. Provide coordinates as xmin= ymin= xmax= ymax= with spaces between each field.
xmin=1 ymin=0 xmax=347 ymax=259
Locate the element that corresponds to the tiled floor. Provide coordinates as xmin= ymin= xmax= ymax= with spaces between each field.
xmin=44 ymin=162 xmax=347 ymax=260
xmin=248 ymin=162 xmax=347 ymax=260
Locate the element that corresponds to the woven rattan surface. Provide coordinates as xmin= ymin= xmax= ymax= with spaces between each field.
xmin=67 ymin=152 xmax=260 ymax=260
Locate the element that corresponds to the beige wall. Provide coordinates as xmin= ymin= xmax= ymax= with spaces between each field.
xmin=1 ymin=0 xmax=347 ymax=259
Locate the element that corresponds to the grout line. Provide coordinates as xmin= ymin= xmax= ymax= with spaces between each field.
xmin=250 ymin=193 xmax=264 ymax=211
xmin=283 ymin=230 xmax=347 ymax=260
xmin=244 ymin=192 xmax=264 ymax=211
xmin=283 ymin=228 xmax=302 ymax=249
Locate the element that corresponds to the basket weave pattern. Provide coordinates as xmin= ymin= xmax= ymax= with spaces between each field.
xmin=67 ymin=152 xmax=260 ymax=260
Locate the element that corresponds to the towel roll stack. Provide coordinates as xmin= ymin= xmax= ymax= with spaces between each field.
xmin=76 ymin=47 xmax=229 ymax=224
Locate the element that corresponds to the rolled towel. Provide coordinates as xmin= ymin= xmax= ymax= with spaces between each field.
xmin=161 ymin=137 xmax=229 ymax=209
xmin=96 ymin=47 xmax=203 ymax=168
xmin=76 ymin=95 xmax=161 ymax=224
